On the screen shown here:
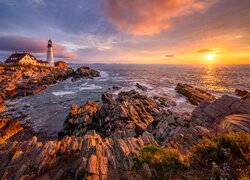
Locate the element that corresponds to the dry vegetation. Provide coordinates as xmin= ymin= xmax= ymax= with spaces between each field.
xmin=133 ymin=132 xmax=250 ymax=179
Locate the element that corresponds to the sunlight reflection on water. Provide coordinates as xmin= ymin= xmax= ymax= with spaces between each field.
xmin=201 ymin=65 xmax=229 ymax=94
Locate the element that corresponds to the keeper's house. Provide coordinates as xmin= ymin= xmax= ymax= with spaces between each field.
xmin=5 ymin=52 xmax=48 ymax=66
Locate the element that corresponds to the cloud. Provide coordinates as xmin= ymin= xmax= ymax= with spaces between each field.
xmin=0 ymin=36 xmax=77 ymax=59
xmin=0 ymin=36 xmax=47 ymax=53
xmin=54 ymin=52 xmax=78 ymax=59
xmin=196 ymin=48 xmax=212 ymax=54
xmin=196 ymin=48 xmax=227 ymax=54
xmin=165 ymin=54 xmax=175 ymax=58
xmin=104 ymin=0 xmax=214 ymax=35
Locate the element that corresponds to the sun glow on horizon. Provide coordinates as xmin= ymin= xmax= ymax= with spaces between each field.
xmin=205 ymin=53 xmax=216 ymax=64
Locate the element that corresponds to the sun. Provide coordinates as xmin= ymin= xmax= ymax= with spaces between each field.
xmin=206 ymin=53 xmax=216 ymax=60
xmin=204 ymin=53 xmax=216 ymax=64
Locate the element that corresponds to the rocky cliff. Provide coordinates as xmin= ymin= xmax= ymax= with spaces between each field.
xmin=0 ymin=64 xmax=74 ymax=108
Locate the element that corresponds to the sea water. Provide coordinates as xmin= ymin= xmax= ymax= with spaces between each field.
xmin=11 ymin=64 xmax=250 ymax=137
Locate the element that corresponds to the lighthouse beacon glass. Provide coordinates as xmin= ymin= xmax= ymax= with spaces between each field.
xmin=47 ymin=39 xmax=54 ymax=66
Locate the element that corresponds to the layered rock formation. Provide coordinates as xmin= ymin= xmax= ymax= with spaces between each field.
xmin=0 ymin=130 xmax=158 ymax=179
xmin=192 ymin=95 xmax=250 ymax=128
xmin=0 ymin=64 xmax=74 ymax=103
xmin=60 ymin=90 xmax=160 ymax=139
xmin=219 ymin=114 xmax=250 ymax=133
xmin=0 ymin=80 xmax=250 ymax=179
xmin=176 ymin=83 xmax=216 ymax=105
xmin=72 ymin=66 xmax=100 ymax=82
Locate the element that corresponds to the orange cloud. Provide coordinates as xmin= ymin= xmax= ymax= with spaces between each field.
xmin=104 ymin=0 xmax=214 ymax=35
xmin=196 ymin=48 xmax=228 ymax=54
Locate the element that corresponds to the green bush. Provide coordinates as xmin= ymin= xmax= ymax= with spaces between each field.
xmin=134 ymin=146 xmax=186 ymax=178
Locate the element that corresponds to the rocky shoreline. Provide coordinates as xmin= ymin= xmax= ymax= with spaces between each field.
xmin=0 ymin=66 xmax=249 ymax=179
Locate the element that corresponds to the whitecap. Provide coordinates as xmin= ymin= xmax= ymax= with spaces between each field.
xmin=79 ymin=84 xmax=103 ymax=91
xmin=98 ymin=78 xmax=109 ymax=82
xmin=52 ymin=91 xmax=76 ymax=96
xmin=100 ymin=71 xmax=109 ymax=78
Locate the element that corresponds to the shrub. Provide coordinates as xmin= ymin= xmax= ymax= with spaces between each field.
xmin=217 ymin=133 xmax=250 ymax=160
xmin=190 ymin=133 xmax=250 ymax=178
xmin=134 ymin=146 xmax=186 ymax=178
xmin=190 ymin=140 xmax=225 ymax=168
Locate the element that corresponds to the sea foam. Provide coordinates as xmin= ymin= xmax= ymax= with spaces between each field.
xmin=52 ymin=91 xmax=76 ymax=96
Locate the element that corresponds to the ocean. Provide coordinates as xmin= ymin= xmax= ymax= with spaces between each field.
xmin=10 ymin=64 xmax=250 ymax=137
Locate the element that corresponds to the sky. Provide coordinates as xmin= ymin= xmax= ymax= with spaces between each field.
xmin=0 ymin=0 xmax=250 ymax=64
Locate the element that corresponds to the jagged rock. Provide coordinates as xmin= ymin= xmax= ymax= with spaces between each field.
xmin=135 ymin=83 xmax=147 ymax=91
xmin=0 ymin=64 xmax=74 ymax=101
xmin=72 ymin=66 xmax=100 ymax=82
xmin=148 ymin=110 xmax=190 ymax=144
xmin=88 ymin=155 xmax=99 ymax=175
xmin=235 ymin=89 xmax=249 ymax=100
xmin=92 ymin=90 xmax=160 ymax=137
xmin=59 ymin=101 xmax=100 ymax=138
xmin=61 ymin=90 xmax=160 ymax=138
xmin=0 ymin=119 xmax=23 ymax=144
xmin=0 ymin=131 xmax=158 ymax=179
xmin=153 ymin=95 xmax=177 ymax=107
xmin=101 ymin=93 xmax=115 ymax=104
xmin=220 ymin=114 xmax=250 ymax=133
xmin=192 ymin=95 xmax=250 ymax=128
xmin=176 ymin=83 xmax=216 ymax=105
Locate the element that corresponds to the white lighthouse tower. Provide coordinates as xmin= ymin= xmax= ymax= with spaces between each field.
xmin=47 ymin=39 xmax=54 ymax=66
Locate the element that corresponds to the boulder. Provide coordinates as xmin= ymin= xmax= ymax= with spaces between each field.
xmin=72 ymin=66 xmax=100 ymax=81
xmin=176 ymin=83 xmax=216 ymax=105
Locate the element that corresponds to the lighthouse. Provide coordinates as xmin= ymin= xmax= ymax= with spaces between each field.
xmin=47 ymin=39 xmax=54 ymax=66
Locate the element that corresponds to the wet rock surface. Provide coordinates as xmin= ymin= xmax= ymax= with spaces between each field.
xmin=72 ymin=66 xmax=100 ymax=82
xmin=235 ymin=88 xmax=249 ymax=100
xmin=176 ymin=83 xmax=216 ymax=105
